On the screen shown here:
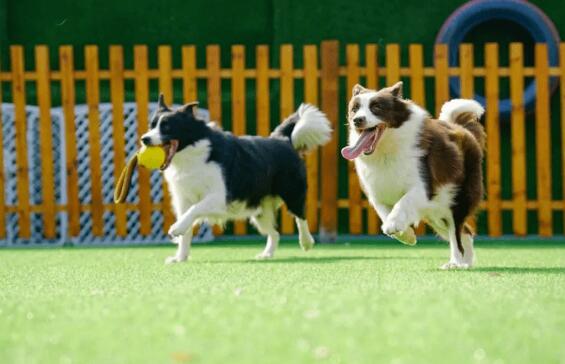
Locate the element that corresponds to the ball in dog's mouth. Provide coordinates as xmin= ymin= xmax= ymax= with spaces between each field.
xmin=159 ymin=139 xmax=179 ymax=171
xmin=341 ymin=124 xmax=386 ymax=160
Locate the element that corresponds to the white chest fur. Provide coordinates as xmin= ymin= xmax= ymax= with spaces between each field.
xmin=163 ymin=140 xmax=226 ymax=209
xmin=351 ymin=108 xmax=425 ymax=208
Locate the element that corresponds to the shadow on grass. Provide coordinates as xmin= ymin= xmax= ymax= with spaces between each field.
xmin=471 ymin=267 xmax=565 ymax=274
xmin=205 ymin=255 xmax=430 ymax=264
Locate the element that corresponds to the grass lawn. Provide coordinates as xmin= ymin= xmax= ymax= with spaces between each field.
xmin=1 ymin=239 xmax=564 ymax=364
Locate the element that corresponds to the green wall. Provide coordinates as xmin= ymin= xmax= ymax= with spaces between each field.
xmin=3 ymin=0 xmax=564 ymax=48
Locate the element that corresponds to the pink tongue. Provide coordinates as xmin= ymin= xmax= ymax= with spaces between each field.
xmin=341 ymin=129 xmax=376 ymax=160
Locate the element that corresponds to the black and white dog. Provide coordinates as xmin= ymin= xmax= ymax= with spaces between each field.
xmin=141 ymin=95 xmax=332 ymax=263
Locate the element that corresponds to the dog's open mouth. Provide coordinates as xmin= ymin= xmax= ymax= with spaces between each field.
xmin=341 ymin=124 xmax=386 ymax=160
xmin=159 ymin=139 xmax=179 ymax=171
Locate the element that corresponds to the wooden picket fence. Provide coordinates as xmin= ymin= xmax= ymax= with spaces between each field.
xmin=1 ymin=40 xmax=565 ymax=242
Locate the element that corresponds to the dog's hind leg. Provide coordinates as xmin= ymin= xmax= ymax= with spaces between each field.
xmin=461 ymin=224 xmax=475 ymax=267
xmin=440 ymin=218 xmax=469 ymax=270
xmin=295 ymin=218 xmax=315 ymax=251
xmin=252 ymin=200 xmax=280 ymax=259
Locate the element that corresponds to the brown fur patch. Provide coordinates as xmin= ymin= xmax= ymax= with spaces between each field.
xmin=418 ymin=115 xmax=485 ymax=253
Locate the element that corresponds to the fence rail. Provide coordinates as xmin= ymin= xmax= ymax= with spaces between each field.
xmin=1 ymin=41 xmax=565 ymax=243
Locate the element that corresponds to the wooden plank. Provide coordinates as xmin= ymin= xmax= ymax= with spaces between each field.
xmin=109 ymin=45 xmax=127 ymax=237
xmin=561 ymin=43 xmax=565 ymax=233
xmin=385 ymin=44 xmax=400 ymax=85
xmin=346 ymin=44 xmax=362 ymax=235
xmin=535 ymin=43 xmax=552 ymax=236
xmin=35 ymin=46 xmax=57 ymax=239
xmin=231 ymin=45 xmax=247 ymax=235
xmin=408 ymin=44 xmax=425 ymax=106
xmin=484 ymin=43 xmax=502 ymax=236
xmin=84 ymin=45 xmax=104 ymax=236
xmin=59 ymin=46 xmax=80 ymax=236
xmin=10 ymin=46 xmax=31 ymax=238
xmin=0 ymin=57 xmax=4 ymax=239
xmin=134 ymin=45 xmax=152 ymax=236
xmin=434 ymin=44 xmax=449 ymax=114
xmin=319 ymin=40 xmax=339 ymax=241
xmin=256 ymin=45 xmax=270 ymax=137
xmin=509 ymin=43 xmax=527 ymax=236
xmin=365 ymin=44 xmax=380 ymax=234
xmin=206 ymin=45 xmax=223 ymax=236
xmin=408 ymin=44 xmax=427 ymax=235
xmin=181 ymin=45 xmax=197 ymax=103
xmin=280 ymin=44 xmax=295 ymax=234
xmin=303 ymin=45 xmax=319 ymax=233
xmin=206 ymin=45 xmax=222 ymax=126
xmin=459 ymin=44 xmax=477 ymax=231
xmin=158 ymin=45 xmax=175 ymax=233
xmin=459 ymin=44 xmax=474 ymax=98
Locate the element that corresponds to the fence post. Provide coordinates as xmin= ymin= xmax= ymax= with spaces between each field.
xmin=303 ymin=45 xmax=319 ymax=232
xmin=561 ymin=43 xmax=565 ymax=233
xmin=485 ymin=43 xmax=502 ymax=236
xmin=319 ymin=40 xmax=339 ymax=242
xmin=60 ymin=45 xmax=80 ymax=238
xmin=10 ymin=46 xmax=31 ymax=239
xmin=158 ymin=45 xmax=175 ymax=232
xmin=35 ymin=45 xmax=57 ymax=239
xmin=0 ymin=56 xmax=4 ymax=239
xmin=133 ymin=45 xmax=152 ymax=236
xmin=109 ymin=45 xmax=127 ymax=237
xmin=85 ymin=45 xmax=105 ymax=237
xmin=256 ymin=45 xmax=271 ymax=137
xmin=279 ymin=44 xmax=295 ymax=234
xmin=182 ymin=45 xmax=198 ymax=103
xmin=408 ymin=44 xmax=427 ymax=235
xmin=231 ymin=45 xmax=247 ymax=235
xmin=535 ymin=43 xmax=552 ymax=236
xmin=346 ymin=44 xmax=362 ymax=235
xmin=365 ymin=44 xmax=380 ymax=234
xmin=206 ymin=45 xmax=222 ymax=126
xmin=434 ymin=44 xmax=449 ymax=116
xmin=509 ymin=43 xmax=527 ymax=236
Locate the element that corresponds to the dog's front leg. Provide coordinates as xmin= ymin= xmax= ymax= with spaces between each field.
xmin=168 ymin=193 xmax=225 ymax=238
xmin=382 ymin=187 xmax=426 ymax=237
xmin=165 ymin=230 xmax=193 ymax=264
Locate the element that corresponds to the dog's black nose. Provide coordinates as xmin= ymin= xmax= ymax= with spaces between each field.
xmin=353 ymin=117 xmax=366 ymax=128
xmin=141 ymin=136 xmax=151 ymax=146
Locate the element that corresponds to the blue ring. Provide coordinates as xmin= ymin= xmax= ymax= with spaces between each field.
xmin=436 ymin=0 xmax=560 ymax=118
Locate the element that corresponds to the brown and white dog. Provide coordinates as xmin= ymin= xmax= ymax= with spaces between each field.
xmin=342 ymin=82 xmax=485 ymax=269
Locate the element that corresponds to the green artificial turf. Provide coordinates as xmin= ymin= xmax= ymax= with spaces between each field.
xmin=1 ymin=240 xmax=564 ymax=364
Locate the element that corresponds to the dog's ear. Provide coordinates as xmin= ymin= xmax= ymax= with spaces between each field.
xmin=388 ymin=81 xmax=403 ymax=98
xmin=352 ymin=84 xmax=369 ymax=96
xmin=180 ymin=101 xmax=199 ymax=117
xmin=158 ymin=93 xmax=171 ymax=111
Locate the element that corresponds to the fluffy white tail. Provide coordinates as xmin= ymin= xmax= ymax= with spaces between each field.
xmin=439 ymin=99 xmax=484 ymax=123
xmin=290 ymin=103 xmax=332 ymax=151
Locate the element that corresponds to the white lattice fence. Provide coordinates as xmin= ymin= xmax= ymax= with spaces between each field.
xmin=1 ymin=103 xmax=213 ymax=246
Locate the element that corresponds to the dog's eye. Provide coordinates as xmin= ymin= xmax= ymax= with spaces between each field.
xmin=370 ymin=104 xmax=382 ymax=113
xmin=350 ymin=104 xmax=360 ymax=113
xmin=160 ymin=123 xmax=170 ymax=132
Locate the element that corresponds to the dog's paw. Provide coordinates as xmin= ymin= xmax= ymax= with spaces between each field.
xmin=168 ymin=221 xmax=189 ymax=239
xmin=255 ymin=251 xmax=274 ymax=260
xmin=165 ymin=255 xmax=188 ymax=264
xmin=392 ymin=227 xmax=417 ymax=246
xmin=382 ymin=213 xmax=410 ymax=236
xmin=299 ymin=234 xmax=315 ymax=251
xmin=440 ymin=261 xmax=470 ymax=270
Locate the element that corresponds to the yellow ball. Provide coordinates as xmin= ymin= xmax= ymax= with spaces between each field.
xmin=137 ymin=145 xmax=166 ymax=170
